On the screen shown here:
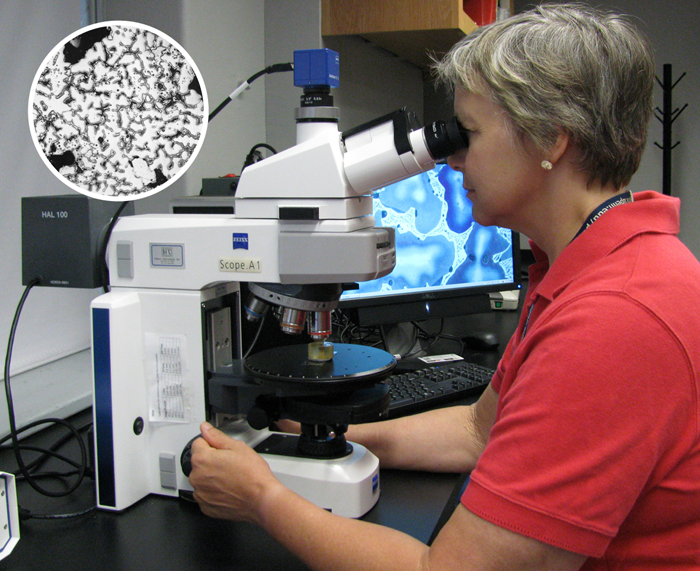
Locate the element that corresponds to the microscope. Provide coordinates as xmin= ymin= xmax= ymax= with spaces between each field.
xmin=91 ymin=49 xmax=468 ymax=517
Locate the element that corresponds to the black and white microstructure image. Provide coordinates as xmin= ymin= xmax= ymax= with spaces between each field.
xmin=28 ymin=21 xmax=208 ymax=201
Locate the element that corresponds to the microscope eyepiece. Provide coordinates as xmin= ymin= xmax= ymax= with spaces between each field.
xmin=422 ymin=116 xmax=469 ymax=160
xmin=341 ymin=109 xmax=469 ymax=195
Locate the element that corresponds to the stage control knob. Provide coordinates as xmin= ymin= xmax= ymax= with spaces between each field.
xmin=180 ymin=434 xmax=201 ymax=477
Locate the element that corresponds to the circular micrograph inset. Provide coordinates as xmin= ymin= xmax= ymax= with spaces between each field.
xmin=28 ymin=21 xmax=208 ymax=201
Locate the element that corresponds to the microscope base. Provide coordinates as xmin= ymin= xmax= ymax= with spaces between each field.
xmin=223 ymin=420 xmax=380 ymax=518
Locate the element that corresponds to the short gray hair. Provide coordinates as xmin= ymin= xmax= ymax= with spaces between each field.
xmin=434 ymin=3 xmax=655 ymax=188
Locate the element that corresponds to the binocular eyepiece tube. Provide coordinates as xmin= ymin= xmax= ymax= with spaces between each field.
xmin=341 ymin=108 xmax=468 ymax=196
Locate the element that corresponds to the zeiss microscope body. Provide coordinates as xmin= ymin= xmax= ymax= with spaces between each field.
xmin=91 ymin=49 xmax=467 ymax=517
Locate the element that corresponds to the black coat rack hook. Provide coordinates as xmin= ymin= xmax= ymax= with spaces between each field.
xmin=654 ymin=64 xmax=688 ymax=196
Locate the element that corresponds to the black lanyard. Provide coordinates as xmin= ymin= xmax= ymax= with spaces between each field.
xmin=521 ymin=190 xmax=634 ymax=340
xmin=571 ymin=190 xmax=634 ymax=242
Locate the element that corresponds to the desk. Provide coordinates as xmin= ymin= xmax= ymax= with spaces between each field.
xmin=2 ymin=407 xmax=461 ymax=571
xmin=3 ymin=306 xmax=522 ymax=570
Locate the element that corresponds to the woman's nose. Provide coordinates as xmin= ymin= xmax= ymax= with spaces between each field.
xmin=446 ymin=149 xmax=466 ymax=172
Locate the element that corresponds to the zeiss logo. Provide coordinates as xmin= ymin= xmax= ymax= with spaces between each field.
xmin=232 ymin=233 xmax=249 ymax=250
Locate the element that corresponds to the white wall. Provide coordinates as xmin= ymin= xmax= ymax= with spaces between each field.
xmin=181 ymin=0 xmax=266 ymax=199
xmin=0 ymin=0 xmax=266 ymax=431
xmin=324 ymin=35 xmax=425 ymax=130
xmin=0 ymin=1 xmax=97 ymax=379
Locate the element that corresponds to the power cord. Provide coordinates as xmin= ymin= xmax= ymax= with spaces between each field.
xmin=243 ymin=310 xmax=268 ymax=359
xmin=2 ymin=279 xmax=94 ymax=519
xmin=202 ymin=62 xmax=290 ymax=194
xmin=405 ymin=320 xmax=464 ymax=359
xmin=208 ymin=62 xmax=294 ymax=122
xmin=242 ymin=143 xmax=278 ymax=170
xmin=98 ymin=200 xmax=132 ymax=291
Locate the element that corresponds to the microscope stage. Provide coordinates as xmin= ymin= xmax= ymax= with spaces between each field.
xmin=244 ymin=343 xmax=396 ymax=392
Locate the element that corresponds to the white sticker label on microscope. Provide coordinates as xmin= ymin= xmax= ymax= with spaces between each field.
xmin=219 ymin=258 xmax=262 ymax=273
xmin=151 ymin=244 xmax=184 ymax=268
xmin=146 ymin=333 xmax=188 ymax=423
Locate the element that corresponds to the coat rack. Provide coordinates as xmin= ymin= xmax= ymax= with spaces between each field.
xmin=654 ymin=63 xmax=688 ymax=196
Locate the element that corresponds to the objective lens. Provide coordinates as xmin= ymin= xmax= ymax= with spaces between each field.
xmin=308 ymin=311 xmax=332 ymax=340
xmin=423 ymin=116 xmax=469 ymax=160
xmin=244 ymin=294 xmax=269 ymax=322
xmin=280 ymin=308 xmax=307 ymax=334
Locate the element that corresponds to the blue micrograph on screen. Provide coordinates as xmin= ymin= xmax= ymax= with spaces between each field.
xmin=346 ymin=163 xmax=514 ymax=299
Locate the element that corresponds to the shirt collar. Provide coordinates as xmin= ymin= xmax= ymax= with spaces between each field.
xmin=529 ymin=191 xmax=681 ymax=301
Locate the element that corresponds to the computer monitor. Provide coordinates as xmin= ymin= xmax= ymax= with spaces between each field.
xmin=339 ymin=163 xmax=521 ymax=327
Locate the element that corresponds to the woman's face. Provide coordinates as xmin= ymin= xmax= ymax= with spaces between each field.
xmin=447 ymin=88 xmax=545 ymax=233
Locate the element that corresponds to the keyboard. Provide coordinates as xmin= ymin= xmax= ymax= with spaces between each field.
xmin=386 ymin=360 xmax=494 ymax=418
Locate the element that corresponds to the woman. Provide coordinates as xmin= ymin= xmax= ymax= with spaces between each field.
xmin=189 ymin=4 xmax=700 ymax=569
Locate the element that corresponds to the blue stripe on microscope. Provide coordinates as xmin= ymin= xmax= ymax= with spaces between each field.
xmin=93 ymin=307 xmax=116 ymax=508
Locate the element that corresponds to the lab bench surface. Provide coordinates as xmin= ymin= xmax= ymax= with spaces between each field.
xmin=3 ymin=453 xmax=460 ymax=571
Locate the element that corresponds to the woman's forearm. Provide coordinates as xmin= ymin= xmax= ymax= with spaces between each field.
xmin=275 ymin=385 xmax=498 ymax=474
xmin=190 ymin=424 xmax=431 ymax=571
xmin=257 ymin=478 xmax=430 ymax=571
xmin=345 ymin=403 xmax=484 ymax=473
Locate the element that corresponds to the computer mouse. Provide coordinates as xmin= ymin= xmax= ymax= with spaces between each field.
xmin=461 ymin=331 xmax=500 ymax=351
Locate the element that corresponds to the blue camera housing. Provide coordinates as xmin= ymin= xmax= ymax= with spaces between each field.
xmin=294 ymin=49 xmax=340 ymax=88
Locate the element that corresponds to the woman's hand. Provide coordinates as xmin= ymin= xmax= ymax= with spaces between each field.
xmin=188 ymin=422 xmax=283 ymax=526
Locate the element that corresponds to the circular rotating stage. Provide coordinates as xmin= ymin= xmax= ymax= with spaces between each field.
xmin=244 ymin=343 xmax=397 ymax=393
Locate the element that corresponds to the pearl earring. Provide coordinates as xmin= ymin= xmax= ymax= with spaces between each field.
xmin=541 ymin=160 xmax=553 ymax=170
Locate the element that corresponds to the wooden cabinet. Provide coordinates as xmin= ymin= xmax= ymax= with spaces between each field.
xmin=321 ymin=0 xmax=478 ymax=69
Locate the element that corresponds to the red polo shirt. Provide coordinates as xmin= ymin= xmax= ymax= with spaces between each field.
xmin=462 ymin=191 xmax=700 ymax=568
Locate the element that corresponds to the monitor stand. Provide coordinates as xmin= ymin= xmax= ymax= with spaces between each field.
xmin=379 ymin=322 xmax=423 ymax=358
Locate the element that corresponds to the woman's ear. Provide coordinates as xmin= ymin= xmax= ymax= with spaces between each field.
xmin=548 ymin=129 xmax=570 ymax=165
